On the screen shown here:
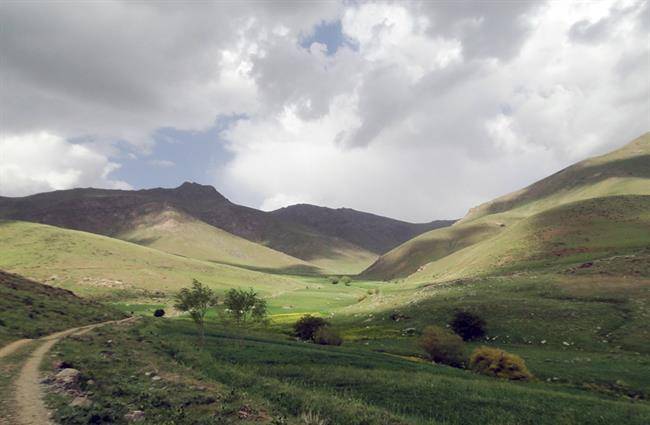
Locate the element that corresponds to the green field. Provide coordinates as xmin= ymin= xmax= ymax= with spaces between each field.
xmin=44 ymin=317 xmax=650 ymax=425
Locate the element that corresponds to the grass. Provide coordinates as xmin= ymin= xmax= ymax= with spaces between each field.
xmin=44 ymin=318 xmax=650 ymax=424
xmin=0 ymin=271 xmax=125 ymax=345
xmin=0 ymin=220 xmax=308 ymax=300
xmin=117 ymin=207 xmax=320 ymax=274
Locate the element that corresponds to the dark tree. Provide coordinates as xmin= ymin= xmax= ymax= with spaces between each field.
xmin=153 ymin=309 xmax=165 ymax=317
xmin=450 ymin=311 xmax=487 ymax=341
xmin=293 ymin=315 xmax=329 ymax=341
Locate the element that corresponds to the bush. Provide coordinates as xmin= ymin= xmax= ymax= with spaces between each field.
xmin=153 ymin=309 xmax=165 ymax=317
xmin=293 ymin=315 xmax=329 ymax=341
xmin=340 ymin=276 xmax=351 ymax=286
xmin=329 ymin=276 xmax=339 ymax=285
xmin=420 ymin=326 xmax=465 ymax=367
xmin=419 ymin=325 xmax=465 ymax=367
xmin=469 ymin=346 xmax=533 ymax=381
xmin=313 ymin=327 xmax=343 ymax=346
xmin=450 ymin=311 xmax=486 ymax=341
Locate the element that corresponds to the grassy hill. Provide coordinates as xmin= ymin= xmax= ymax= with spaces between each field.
xmin=362 ymin=133 xmax=650 ymax=280
xmin=0 ymin=271 xmax=125 ymax=345
xmin=0 ymin=182 xmax=378 ymax=274
xmin=271 ymin=204 xmax=454 ymax=254
xmin=116 ymin=207 xmax=320 ymax=274
xmin=406 ymin=195 xmax=650 ymax=284
xmin=0 ymin=220 xmax=306 ymax=301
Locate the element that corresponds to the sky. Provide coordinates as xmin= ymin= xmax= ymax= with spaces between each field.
xmin=0 ymin=0 xmax=648 ymax=222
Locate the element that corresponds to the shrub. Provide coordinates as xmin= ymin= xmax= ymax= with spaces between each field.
xmin=329 ymin=276 xmax=339 ymax=284
xmin=340 ymin=276 xmax=351 ymax=286
xmin=153 ymin=309 xmax=165 ymax=317
xmin=469 ymin=346 xmax=533 ymax=381
xmin=293 ymin=315 xmax=329 ymax=341
xmin=313 ymin=327 xmax=343 ymax=346
xmin=450 ymin=311 xmax=486 ymax=341
xmin=419 ymin=325 xmax=465 ymax=367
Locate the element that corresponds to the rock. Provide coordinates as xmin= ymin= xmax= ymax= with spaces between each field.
xmin=125 ymin=410 xmax=145 ymax=422
xmin=402 ymin=327 xmax=417 ymax=336
xmin=86 ymin=379 xmax=95 ymax=386
xmin=151 ymin=376 xmax=162 ymax=381
xmin=69 ymin=396 xmax=92 ymax=408
xmin=55 ymin=368 xmax=81 ymax=387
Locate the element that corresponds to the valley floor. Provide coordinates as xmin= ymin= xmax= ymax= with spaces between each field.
xmin=2 ymin=269 xmax=648 ymax=425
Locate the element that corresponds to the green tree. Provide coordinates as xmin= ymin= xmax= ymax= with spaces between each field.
xmin=223 ymin=288 xmax=267 ymax=324
xmin=174 ymin=279 xmax=218 ymax=346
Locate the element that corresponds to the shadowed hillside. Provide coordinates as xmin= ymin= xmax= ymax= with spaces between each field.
xmin=0 ymin=182 xmax=378 ymax=274
xmin=0 ymin=271 xmax=125 ymax=345
xmin=271 ymin=204 xmax=454 ymax=254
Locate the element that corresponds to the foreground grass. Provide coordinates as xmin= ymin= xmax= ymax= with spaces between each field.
xmin=45 ymin=318 xmax=649 ymax=425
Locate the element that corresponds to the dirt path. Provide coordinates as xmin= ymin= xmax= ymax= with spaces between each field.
xmin=0 ymin=339 xmax=33 ymax=360
xmin=1 ymin=318 xmax=135 ymax=425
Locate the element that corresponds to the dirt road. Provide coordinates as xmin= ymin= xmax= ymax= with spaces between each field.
xmin=0 ymin=318 xmax=135 ymax=425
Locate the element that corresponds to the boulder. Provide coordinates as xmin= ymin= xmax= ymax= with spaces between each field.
xmin=55 ymin=368 xmax=81 ymax=387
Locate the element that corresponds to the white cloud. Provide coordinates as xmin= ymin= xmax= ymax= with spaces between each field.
xmin=1 ymin=1 xmax=648 ymax=221
xmin=0 ymin=132 xmax=131 ymax=196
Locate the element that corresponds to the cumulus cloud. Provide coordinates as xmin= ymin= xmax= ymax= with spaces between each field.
xmin=0 ymin=132 xmax=131 ymax=196
xmin=1 ymin=0 xmax=648 ymax=220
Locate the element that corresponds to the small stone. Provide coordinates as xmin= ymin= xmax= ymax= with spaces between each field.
xmin=86 ymin=379 xmax=95 ymax=386
xmin=69 ymin=396 xmax=92 ymax=408
xmin=151 ymin=376 xmax=162 ymax=381
xmin=125 ymin=410 xmax=145 ymax=422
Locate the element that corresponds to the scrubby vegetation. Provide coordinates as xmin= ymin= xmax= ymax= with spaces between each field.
xmin=0 ymin=271 xmax=124 ymax=345
xmin=469 ymin=346 xmax=533 ymax=381
xmin=419 ymin=325 xmax=465 ymax=367
xmin=313 ymin=327 xmax=343 ymax=346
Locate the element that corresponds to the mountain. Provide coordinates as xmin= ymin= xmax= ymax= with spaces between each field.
xmin=362 ymin=133 xmax=650 ymax=280
xmin=271 ymin=204 xmax=454 ymax=254
xmin=0 ymin=182 xmax=377 ymax=274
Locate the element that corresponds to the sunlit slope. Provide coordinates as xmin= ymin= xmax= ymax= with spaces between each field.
xmin=360 ymin=221 xmax=502 ymax=280
xmin=0 ymin=220 xmax=304 ymax=299
xmin=407 ymin=195 xmax=650 ymax=283
xmin=117 ymin=208 xmax=320 ymax=274
xmin=363 ymin=134 xmax=650 ymax=280
xmin=462 ymin=132 xmax=650 ymax=223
